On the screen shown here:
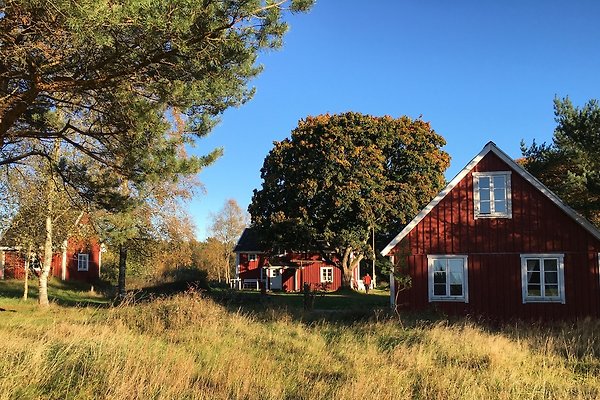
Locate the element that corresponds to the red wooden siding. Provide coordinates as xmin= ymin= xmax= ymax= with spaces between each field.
xmin=3 ymin=251 xmax=26 ymax=279
xmin=391 ymin=151 xmax=600 ymax=319
xmin=237 ymin=251 xmax=342 ymax=291
xmin=1 ymin=237 xmax=101 ymax=283
xmin=52 ymin=238 xmax=101 ymax=282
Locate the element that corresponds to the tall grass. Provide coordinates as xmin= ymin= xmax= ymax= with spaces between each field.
xmin=1 ymin=290 xmax=600 ymax=399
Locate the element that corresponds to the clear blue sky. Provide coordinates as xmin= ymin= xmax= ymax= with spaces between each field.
xmin=190 ymin=0 xmax=600 ymax=240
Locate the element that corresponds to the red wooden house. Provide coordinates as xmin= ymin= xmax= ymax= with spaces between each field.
xmin=1 ymin=236 xmax=102 ymax=283
xmin=381 ymin=142 xmax=600 ymax=319
xmin=233 ymin=228 xmax=366 ymax=291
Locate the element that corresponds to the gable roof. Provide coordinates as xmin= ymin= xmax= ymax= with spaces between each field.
xmin=381 ymin=141 xmax=600 ymax=256
xmin=233 ymin=227 xmax=264 ymax=253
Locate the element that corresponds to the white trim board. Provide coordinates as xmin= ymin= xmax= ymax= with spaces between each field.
xmin=381 ymin=141 xmax=600 ymax=256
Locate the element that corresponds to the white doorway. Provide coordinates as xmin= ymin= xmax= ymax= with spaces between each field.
xmin=268 ymin=268 xmax=283 ymax=290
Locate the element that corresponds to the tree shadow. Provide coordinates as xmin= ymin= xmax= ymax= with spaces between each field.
xmin=0 ymin=278 xmax=112 ymax=308
xmin=208 ymin=288 xmax=400 ymax=326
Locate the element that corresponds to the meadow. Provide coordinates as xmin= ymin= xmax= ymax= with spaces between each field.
xmin=1 ymin=279 xmax=600 ymax=399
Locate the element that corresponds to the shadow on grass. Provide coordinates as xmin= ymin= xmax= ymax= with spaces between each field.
xmin=0 ymin=278 xmax=111 ymax=308
xmin=207 ymin=287 xmax=402 ymax=325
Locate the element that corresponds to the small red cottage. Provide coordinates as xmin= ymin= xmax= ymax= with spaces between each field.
xmin=382 ymin=142 xmax=600 ymax=319
xmin=233 ymin=228 xmax=367 ymax=291
xmin=0 ymin=238 xmax=102 ymax=283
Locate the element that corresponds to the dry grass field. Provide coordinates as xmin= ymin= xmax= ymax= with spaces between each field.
xmin=1 ymin=279 xmax=600 ymax=399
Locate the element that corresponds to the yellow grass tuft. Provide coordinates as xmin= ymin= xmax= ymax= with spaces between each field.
xmin=1 ymin=290 xmax=600 ymax=399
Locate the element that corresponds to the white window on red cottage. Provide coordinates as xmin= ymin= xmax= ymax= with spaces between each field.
xmin=320 ymin=266 xmax=333 ymax=283
xmin=77 ymin=253 xmax=89 ymax=271
xmin=521 ymin=254 xmax=565 ymax=304
xmin=473 ymin=171 xmax=512 ymax=218
xmin=427 ymin=255 xmax=468 ymax=302
xmin=248 ymin=253 xmax=257 ymax=262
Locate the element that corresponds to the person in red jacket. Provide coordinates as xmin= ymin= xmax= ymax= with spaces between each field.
xmin=363 ymin=273 xmax=372 ymax=294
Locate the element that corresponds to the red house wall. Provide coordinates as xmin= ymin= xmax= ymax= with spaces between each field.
xmin=237 ymin=252 xmax=342 ymax=291
xmin=3 ymin=251 xmax=26 ymax=279
xmin=2 ymin=238 xmax=100 ymax=283
xmin=391 ymin=152 xmax=600 ymax=319
xmin=52 ymin=238 xmax=101 ymax=282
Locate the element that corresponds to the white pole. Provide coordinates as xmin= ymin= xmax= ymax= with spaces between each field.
xmin=372 ymin=226 xmax=376 ymax=288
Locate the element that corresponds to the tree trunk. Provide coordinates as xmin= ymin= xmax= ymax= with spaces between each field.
xmin=38 ymin=141 xmax=60 ymax=307
xmin=340 ymin=247 xmax=364 ymax=290
xmin=224 ymin=254 xmax=230 ymax=283
xmin=23 ymin=244 xmax=32 ymax=300
xmin=118 ymin=243 xmax=127 ymax=299
xmin=39 ymin=204 xmax=53 ymax=307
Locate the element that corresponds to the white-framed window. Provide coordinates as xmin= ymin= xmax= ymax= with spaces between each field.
xmin=521 ymin=254 xmax=565 ymax=304
xmin=320 ymin=266 xmax=333 ymax=283
xmin=77 ymin=253 xmax=89 ymax=272
xmin=428 ymin=255 xmax=468 ymax=302
xmin=473 ymin=171 xmax=512 ymax=218
xmin=248 ymin=253 xmax=257 ymax=262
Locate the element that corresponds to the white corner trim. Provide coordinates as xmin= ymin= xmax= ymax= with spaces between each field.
xmin=381 ymin=141 xmax=600 ymax=256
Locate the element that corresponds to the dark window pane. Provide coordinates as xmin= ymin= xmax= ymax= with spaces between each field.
xmin=526 ymin=259 xmax=540 ymax=272
xmin=544 ymin=271 xmax=558 ymax=284
xmin=434 ymin=284 xmax=446 ymax=296
xmin=528 ymin=285 xmax=541 ymax=296
xmin=544 ymin=259 xmax=558 ymax=272
xmin=434 ymin=271 xmax=446 ymax=284
xmin=527 ymin=271 xmax=540 ymax=284
xmin=450 ymin=284 xmax=463 ymax=296
xmin=545 ymin=285 xmax=559 ymax=297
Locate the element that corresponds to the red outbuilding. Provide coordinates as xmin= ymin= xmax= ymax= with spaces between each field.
xmin=233 ymin=228 xmax=368 ymax=292
xmin=382 ymin=142 xmax=600 ymax=319
xmin=0 ymin=238 xmax=102 ymax=283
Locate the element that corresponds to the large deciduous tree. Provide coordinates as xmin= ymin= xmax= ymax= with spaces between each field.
xmin=249 ymin=113 xmax=449 ymax=288
xmin=521 ymin=97 xmax=600 ymax=226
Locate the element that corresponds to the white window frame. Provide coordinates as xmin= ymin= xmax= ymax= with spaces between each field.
xmin=427 ymin=255 xmax=469 ymax=303
xmin=77 ymin=253 xmax=89 ymax=272
xmin=473 ymin=171 xmax=512 ymax=219
xmin=320 ymin=266 xmax=334 ymax=283
xmin=521 ymin=254 xmax=565 ymax=304
xmin=248 ymin=253 xmax=257 ymax=262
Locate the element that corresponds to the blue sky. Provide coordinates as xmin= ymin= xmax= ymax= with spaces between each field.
xmin=190 ymin=0 xmax=600 ymax=240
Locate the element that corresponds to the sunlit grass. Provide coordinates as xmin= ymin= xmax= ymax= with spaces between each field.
xmin=1 ymin=282 xmax=600 ymax=399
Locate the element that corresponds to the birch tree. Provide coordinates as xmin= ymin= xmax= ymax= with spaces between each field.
xmin=208 ymin=199 xmax=248 ymax=283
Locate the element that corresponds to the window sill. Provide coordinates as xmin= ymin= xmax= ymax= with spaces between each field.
xmin=523 ymin=298 xmax=565 ymax=304
xmin=474 ymin=214 xmax=512 ymax=219
xmin=429 ymin=297 xmax=468 ymax=303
